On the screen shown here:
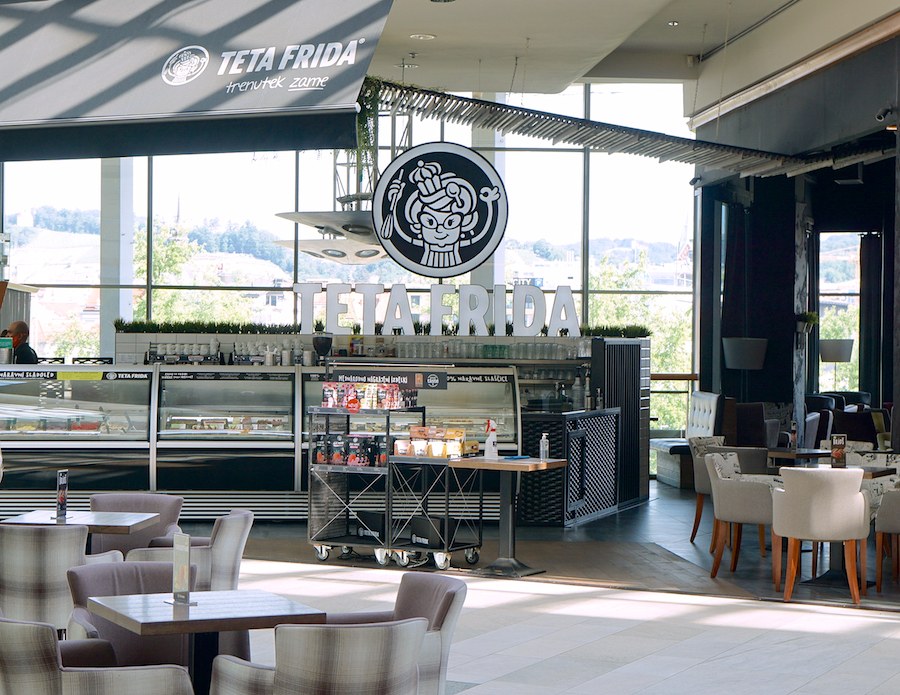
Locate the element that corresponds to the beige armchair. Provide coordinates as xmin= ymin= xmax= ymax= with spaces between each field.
xmin=126 ymin=509 xmax=254 ymax=659
xmin=703 ymin=453 xmax=777 ymax=583
xmin=210 ymin=619 xmax=427 ymax=695
xmin=875 ymin=489 xmax=900 ymax=592
xmin=686 ymin=436 xmax=725 ymax=544
xmin=89 ymin=493 xmax=183 ymax=555
xmin=0 ymin=616 xmax=194 ymax=695
xmin=0 ymin=524 xmax=122 ymax=632
xmin=324 ymin=572 xmax=467 ymax=695
xmin=773 ymin=467 xmax=870 ymax=603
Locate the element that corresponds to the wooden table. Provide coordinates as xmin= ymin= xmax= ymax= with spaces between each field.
xmin=87 ymin=589 xmax=324 ymax=695
xmin=450 ymin=456 xmax=567 ymax=578
xmin=1 ymin=509 xmax=160 ymax=534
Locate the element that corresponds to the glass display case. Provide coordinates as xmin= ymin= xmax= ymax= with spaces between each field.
xmin=0 ymin=366 xmax=151 ymax=441
xmin=158 ymin=367 xmax=295 ymax=442
xmin=301 ymin=367 xmax=520 ymax=449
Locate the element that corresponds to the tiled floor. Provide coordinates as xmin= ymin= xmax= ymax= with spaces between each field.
xmin=227 ymin=480 xmax=900 ymax=695
xmin=240 ymin=559 xmax=900 ymax=695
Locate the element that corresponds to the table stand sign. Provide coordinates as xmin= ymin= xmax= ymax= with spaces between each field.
xmin=55 ymin=469 xmax=69 ymax=520
xmin=831 ymin=434 xmax=847 ymax=467
xmin=166 ymin=533 xmax=197 ymax=606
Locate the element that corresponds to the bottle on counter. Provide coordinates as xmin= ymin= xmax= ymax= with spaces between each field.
xmin=539 ymin=433 xmax=549 ymax=462
xmin=484 ymin=419 xmax=498 ymax=458
xmin=572 ymin=368 xmax=584 ymax=410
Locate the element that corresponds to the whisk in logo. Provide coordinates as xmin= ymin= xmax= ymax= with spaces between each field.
xmin=373 ymin=143 xmax=507 ymax=278
xmin=161 ymin=46 xmax=210 ymax=86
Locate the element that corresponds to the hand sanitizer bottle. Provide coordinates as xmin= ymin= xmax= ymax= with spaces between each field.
xmin=539 ymin=433 xmax=549 ymax=462
xmin=484 ymin=419 xmax=498 ymax=458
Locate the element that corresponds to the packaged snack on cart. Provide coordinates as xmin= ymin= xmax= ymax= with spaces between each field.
xmin=330 ymin=436 xmax=347 ymax=465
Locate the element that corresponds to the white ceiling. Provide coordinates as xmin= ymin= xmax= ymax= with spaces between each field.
xmin=368 ymin=0 xmax=880 ymax=97
xmin=368 ymin=0 xmax=793 ymax=93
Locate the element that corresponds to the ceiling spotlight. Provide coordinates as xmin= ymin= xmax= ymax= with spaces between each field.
xmin=668 ymin=20 xmax=679 ymax=26
xmin=355 ymin=249 xmax=380 ymax=258
xmin=689 ymin=176 xmax=702 ymax=186
xmin=302 ymin=250 xmax=324 ymax=258
xmin=410 ymin=33 xmax=436 ymax=40
xmin=322 ymin=249 xmax=347 ymax=258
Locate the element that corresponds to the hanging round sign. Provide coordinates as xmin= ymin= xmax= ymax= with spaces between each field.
xmin=372 ymin=142 xmax=508 ymax=278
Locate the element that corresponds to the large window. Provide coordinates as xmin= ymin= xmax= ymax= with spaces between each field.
xmin=818 ymin=232 xmax=861 ymax=391
xmin=1 ymin=83 xmax=695 ymax=360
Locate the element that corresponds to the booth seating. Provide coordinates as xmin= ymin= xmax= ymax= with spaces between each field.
xmin=832 ymin=409 xmax=891 ymax=450
xmin=651 ymin=391 xmax=724 ymax=489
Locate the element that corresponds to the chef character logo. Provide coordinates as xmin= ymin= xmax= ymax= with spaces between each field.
xmin=161 ymin=46 xmax=210 ymax=86
xmin=373 ymin=143 xmax=507 ymax=278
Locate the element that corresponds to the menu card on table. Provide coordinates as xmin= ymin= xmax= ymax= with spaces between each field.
xmin=831 ymin=434 xmax=847 ymax=467
xmin=167 ymin=533 xmax=197 ymax=606
xmin=55 ymin=469 xmax=68 ymax=520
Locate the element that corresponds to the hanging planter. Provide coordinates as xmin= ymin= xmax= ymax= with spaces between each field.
xmin=722 ymin=337 xmax=768 ymax=370
xmin=795 ymin=311 xmax=818 ymax=333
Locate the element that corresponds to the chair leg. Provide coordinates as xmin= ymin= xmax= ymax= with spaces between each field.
xmin=730 ymin=523 xmax=743 ymax=572
xmin=891 ymin=533 xmax=900 ymax=581
xmin=772 ymin=529 xmax=782 ymax=590
xmin=812 ymin=542 xmax=818 ymax=577
xmin=691 ymin=494 xmax=704 ymax=543
xmin=876 ymin=531 xmax=884 ymax=593
xmin=709 ymin=518 xmax=718 ymax=554
xmin=860 ymin=536 xmax=867 ymax=597
xmin=758 ymin=525 xmax=766 ymax=558
xmin=711 ymin=518 xmax=728 ymax=578
xmin=784 ymin=537 xmax=801 ymax=602
xmin=845 ymin=540 xmax=860 ymax=605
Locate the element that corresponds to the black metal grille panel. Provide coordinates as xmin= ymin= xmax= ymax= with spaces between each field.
xmin=566 ymin=414 xmax=618 ymax=522
xmin=518 ymin=411 xmax=618 ymax=526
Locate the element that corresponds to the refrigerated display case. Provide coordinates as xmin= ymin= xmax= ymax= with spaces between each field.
xmin=0 ymin=366 xmax=152 ymax=489
xmin=155 ymin=366 xmax=297 ymax=490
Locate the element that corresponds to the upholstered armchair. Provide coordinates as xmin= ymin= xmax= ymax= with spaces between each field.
xmin=126 ymin=509 xmax=254 ymax=659
xmin=0 ymin=524 xmax=122 ymax=632
xmin=89 ymin=493 xmax=184 ymax=555
xmin=773 ymin=467 xmax=870 ymax=603
xmin=686 ymin=436 xmax=725 ymax=544
xmin=0 ymin=607 xmax=117 ymax=668
xmin=703 ymin=453 xmax=776 ymax=582
xmin=0 ymin=616 xmax=194 ymax=695
xmin=324 ymin=572 xmax=467 ymax=695
xmin=67 ymin=561 xmax=197 ymax=667
xmin=210 ymin=619 xmax=427 ymax=695
xmin=875 ymin=489 xmax=900 ymax=592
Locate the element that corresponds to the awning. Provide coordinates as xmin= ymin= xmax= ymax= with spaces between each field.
xmin=0 ymin=0 xmax=393 ymax=160
xmin=378 ymin=81 xmax=890 ymax=179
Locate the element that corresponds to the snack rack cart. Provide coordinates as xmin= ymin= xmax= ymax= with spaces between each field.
xmin=307 ymin=405 xmax=483 ymax=569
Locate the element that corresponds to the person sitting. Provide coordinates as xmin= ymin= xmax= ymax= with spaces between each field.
xmin=7 ymin=321 xmax=38 ymax=364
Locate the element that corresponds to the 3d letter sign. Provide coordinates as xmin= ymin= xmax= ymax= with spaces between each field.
xmin=373 ymin=143 xmax=508 ymax=278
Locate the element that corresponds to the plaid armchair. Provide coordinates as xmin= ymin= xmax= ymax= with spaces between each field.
xmin=0 ymin=524 xmax=122 ymax=632
xmin=127 ymin=509 xmax=254 ymax=659
xmin=0 ymin=617 xmax=193 ymax=695
xmin=210 ymin=618 xmax=426 ymax=695
xmin=324 ymin=572 xmax=467 ymax=695
xmin=89 ymin=493 xmax=184 ymax=556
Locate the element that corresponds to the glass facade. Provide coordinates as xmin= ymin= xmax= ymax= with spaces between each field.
xmin=1 ymin=84 xmax=694 ymax=360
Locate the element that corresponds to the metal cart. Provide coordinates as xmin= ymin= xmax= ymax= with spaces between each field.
xmin=307 ymin=405 xmax=425 ymax=565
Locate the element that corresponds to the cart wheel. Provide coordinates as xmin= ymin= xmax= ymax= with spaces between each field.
xmin=375 ymin=548 xmax=390 ymax=566
xmin=314 ymin=546 xmax=330 ymax=562
xmin=433 ymin=552 xmax=451 ymax=570
xmin=464 ymin=548 xmax=480 ymax=565
xmin=340 ymin=546 xmax=353 ymax=556
xmin=394 ymin=551 xmax=411 ymax=567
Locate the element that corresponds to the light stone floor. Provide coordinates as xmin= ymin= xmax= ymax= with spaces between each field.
xmin=240 ymin=558 xmax=900 ymax=695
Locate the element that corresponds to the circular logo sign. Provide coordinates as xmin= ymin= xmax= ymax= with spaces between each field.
xmin=426 ymin=373 xmax=440 ymax=388
xmin=104 ymin=372 xmax=117 ymax=380
xmin=373 ymin=142 xmax=508 ymax=278
xmin=161 ymin=46 xmax=210 ymax=86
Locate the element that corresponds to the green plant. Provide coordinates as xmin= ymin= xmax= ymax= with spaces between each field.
xmin=374 ymin=322 xmax=383 ymax=335
xmin=796 ymin=311 xmax=819 ymax=325
xmin=314 ymin=320 xmax=325 ymax=332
